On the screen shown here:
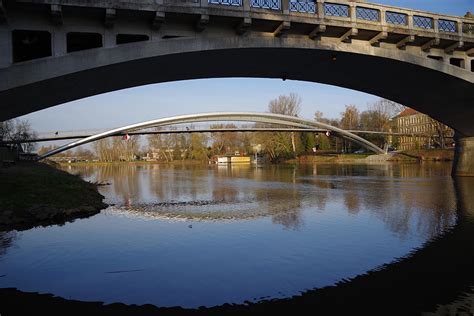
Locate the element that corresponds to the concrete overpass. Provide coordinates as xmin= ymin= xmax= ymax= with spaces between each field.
xmin=35 ymin=112 xmax=387 ymax=159
xmin=0 ymin=0 xmax=473 ymax=174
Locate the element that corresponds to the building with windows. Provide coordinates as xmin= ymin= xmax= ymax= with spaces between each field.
xmin=392 ymin=108 xmax=454 ymax=151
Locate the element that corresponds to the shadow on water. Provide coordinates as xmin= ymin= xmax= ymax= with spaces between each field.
xmin=1 ymin=165 xmax=474 ymax=315
xmin=0 ymin=231 xmax=17 ymax=258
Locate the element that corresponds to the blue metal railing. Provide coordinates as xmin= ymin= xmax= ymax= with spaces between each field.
xmin=413 ymin=15 xmax=433 ymax=29
xmin=386 ymin=11 xmax=407 ymax=26
xmin=205 ymin=0 xmax=472 ymax=40
xmin=251 ymin=0 xmax=281 ymax=10
xmin=209 ymin=0 xmax=242 ymax=6
xmin=289 ymin=0 xmax=316 ymax=14
xmin=438 ymin=19 xmax=457 ymax=33
xmin=324 ymin=3 xmax=349 ymax=18
xmin=356 ymin=7 xmax=380 ymax=22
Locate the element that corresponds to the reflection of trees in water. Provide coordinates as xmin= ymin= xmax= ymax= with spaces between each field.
xmin=61 ymin=165 xmax=96 ymax=180
xmin=148 ymin=165 xmax=216 ymax=202
xmin=93 ymin=165 xmax=141 ymax=206
xmin=270 ymin=191 xmax=303 ymax=230
xmin=252 ymin=187 xmax=303 ymax=230
xmin=289 ymin=163 xmax=454 ymax=238
xmin=0 ymin=231 xmax=17 ymax=257
xmin=302 ymin=163 xmax=456 ymax=238
xmin=245 ymin=166 xmax=304 ymax=229
xmin=371 ymin=164 xmax=454 ymax=239
xmin=344 ymin=190 xmax=361 ymax=215
xmin=67 ymin=163 xmax=456 ymax=237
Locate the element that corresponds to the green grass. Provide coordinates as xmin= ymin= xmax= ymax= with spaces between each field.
xmin=58 ymin=160 xmax=207 ymax=167
xmin=293 ymin=154 xmax=371 ymax=164
xmin=0 ymin=162 xmax=104 ymax=213
xmin=390 ymin=149 xmax=454 ymax=162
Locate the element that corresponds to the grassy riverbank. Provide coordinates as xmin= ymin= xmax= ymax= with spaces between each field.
xmin=291 ymin=149 xmax=454 ymax=164
xmin=287 ymin=154 xmax=371 ymax=164
xmin=56 ymin=149 xmax=454 ymax=167
xmin=0 ymin=162 xmax=107 ymax=231
xmin=389 ymin=149 xmax=454 ymax=162
xmin=58 ymin=159 xmax=208 ymax=167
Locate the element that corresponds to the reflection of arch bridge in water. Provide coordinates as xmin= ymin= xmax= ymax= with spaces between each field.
xmin=38 ymin=112 xmax=386 ymax=159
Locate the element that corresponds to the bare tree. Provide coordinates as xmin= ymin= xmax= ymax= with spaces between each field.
xmin=268 ymin=93 xmax=302 ymax=158
xmin=0 ymin=120 xmax=13 ymax=142
xmin=268 ymin=93 xmax=302 ymax=117
xmin=75 ymin=146 xmax=95 ymax=161
xmin=5 ymin=119 xmax=38 ymax=153
xmin=426 ymin=117 xmax=452 ymax=149
xmin=369 ymin=99 xmax=405 ymax=128
xmin=92 ymin=138 xmax=113 ymax=161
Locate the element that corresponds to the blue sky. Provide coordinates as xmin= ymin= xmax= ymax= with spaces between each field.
xmin=20 ymin=0 xmax=473 ymax=133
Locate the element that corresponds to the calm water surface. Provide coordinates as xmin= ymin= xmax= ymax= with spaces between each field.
xmin=0 ymin=163 xmax=462 ymax=308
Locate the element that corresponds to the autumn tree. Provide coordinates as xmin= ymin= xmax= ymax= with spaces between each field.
xmin=210 ymin=123 xmax=239 ymax=155
xmin=147 ymin=127 xmax=187 ymax=161
xmin=147 ymin=127 xmax=171 ymax=161
xmin=314 ymin=111 xmax=331 ymax=124
xmin=189 ymin=133 xmax=209 ymax=160
xmin=360 ymin=98 xmax=405 ymax=147
xmin=340 ymin=105 xmax=360 ymax=152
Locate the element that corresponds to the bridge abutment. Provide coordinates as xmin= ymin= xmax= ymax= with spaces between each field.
xmin=452 ymin=135 xmax=474 ymax=177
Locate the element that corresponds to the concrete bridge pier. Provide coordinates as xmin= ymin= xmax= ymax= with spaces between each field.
xmin=453 ymin=135 xmax=474 ymax=177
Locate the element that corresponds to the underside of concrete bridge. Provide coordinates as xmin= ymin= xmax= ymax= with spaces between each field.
xmin=0 ymin=0 xmax=473 ymax=174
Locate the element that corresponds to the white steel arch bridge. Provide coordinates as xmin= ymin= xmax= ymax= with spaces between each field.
xmin=38 ymin=112 xmax=386 ymax=159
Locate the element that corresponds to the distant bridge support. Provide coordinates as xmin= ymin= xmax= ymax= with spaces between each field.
xmin=453 ymin=135 xmax=474 ymax=177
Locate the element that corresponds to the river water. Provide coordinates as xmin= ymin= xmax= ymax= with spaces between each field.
xmin=1 ymin=162 xmax=473 ymax=313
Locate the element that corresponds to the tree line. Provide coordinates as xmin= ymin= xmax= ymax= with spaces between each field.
xmin=35 ymin=93 xmax=450 ymax=162
xmin=37 ymin=94 xmax=403 ymax=162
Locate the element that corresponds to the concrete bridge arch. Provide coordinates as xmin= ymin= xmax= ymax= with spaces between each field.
xmin=1 ymin=36 xmax=473 ymax=136
xmin=1 ymin=0 xmax=474 ymax=173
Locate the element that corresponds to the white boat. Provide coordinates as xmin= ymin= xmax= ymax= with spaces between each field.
xmin=217 ymin=156 xmax=251 ymax=164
